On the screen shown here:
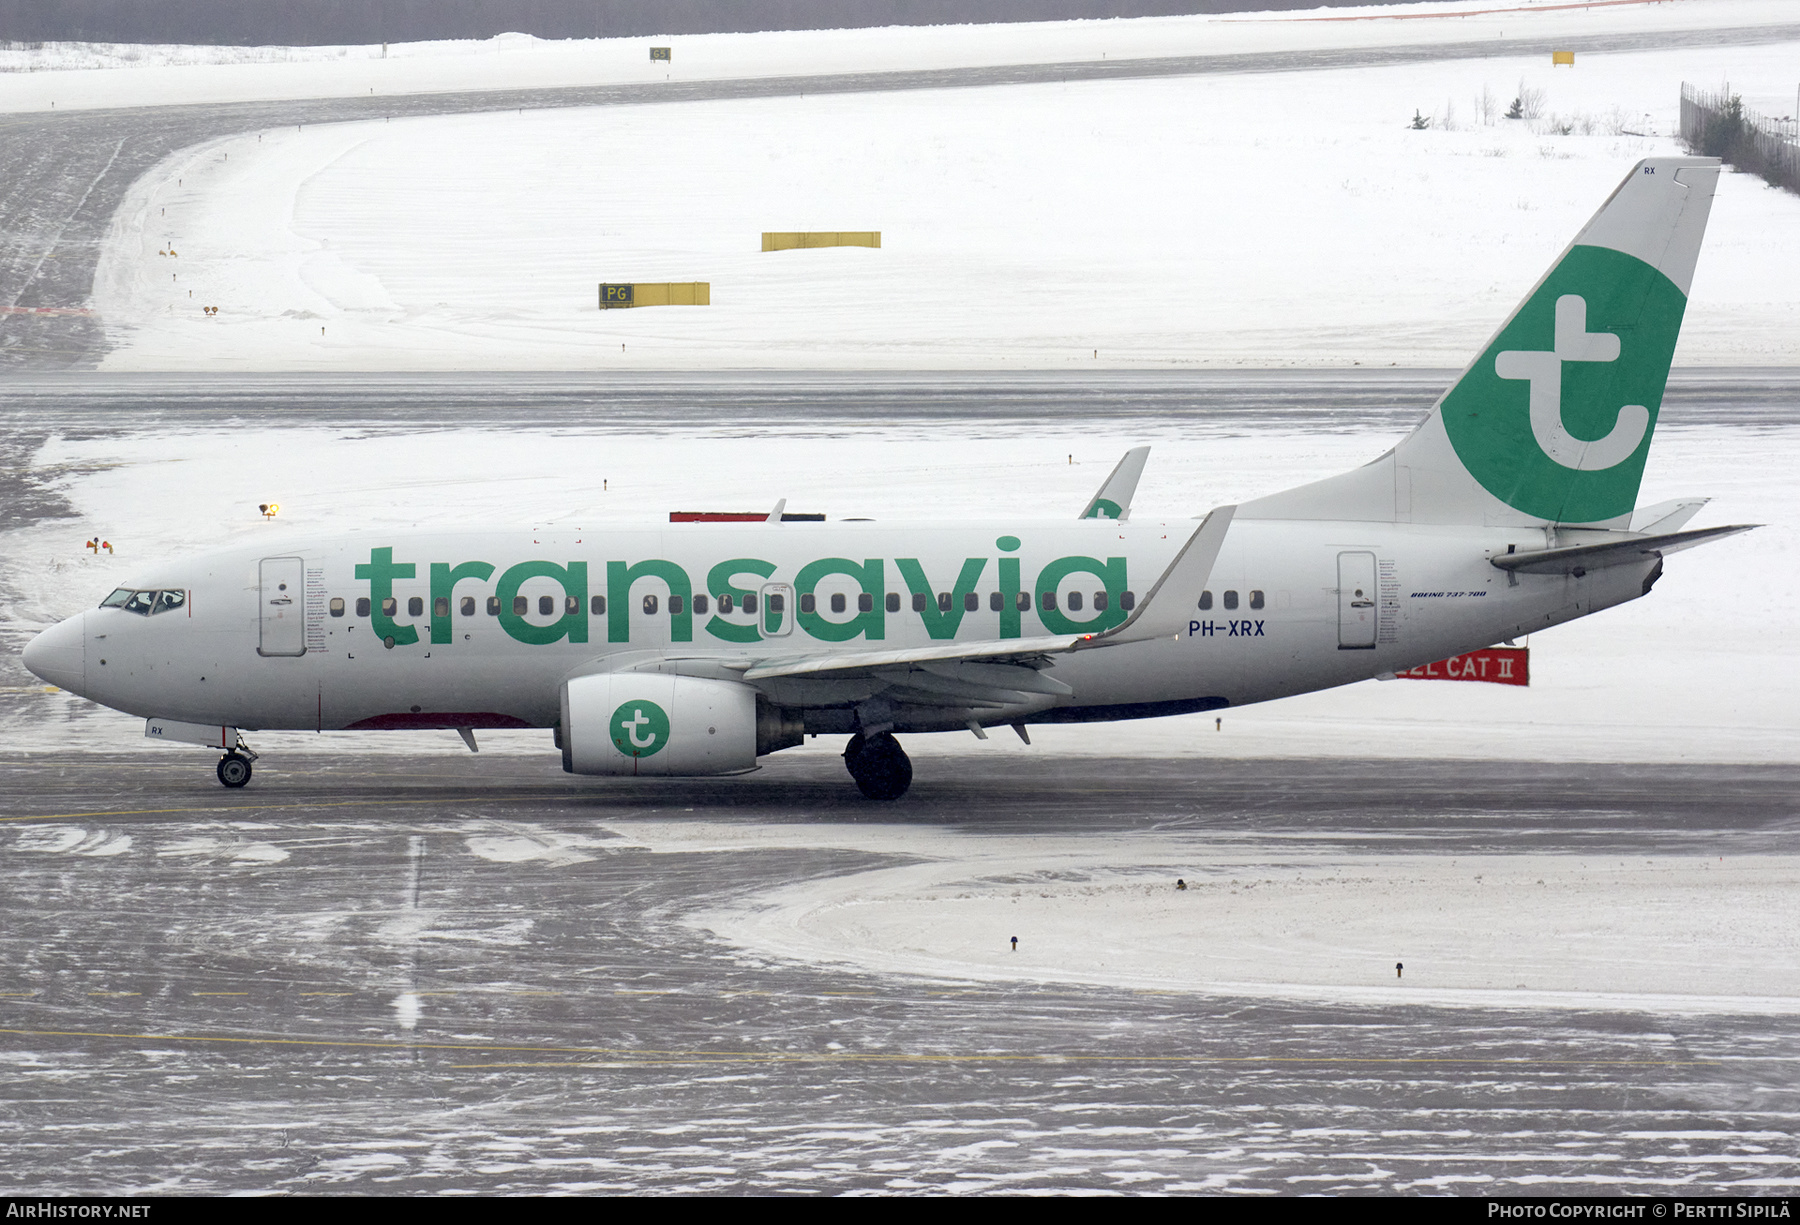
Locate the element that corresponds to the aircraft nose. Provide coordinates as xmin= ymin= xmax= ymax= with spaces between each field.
xmin=22 ymin=612 xmax=85 ymax=693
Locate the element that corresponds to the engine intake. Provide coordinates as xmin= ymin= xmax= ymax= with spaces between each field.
xmin=560 ymin=673 xmax=759 ymax=776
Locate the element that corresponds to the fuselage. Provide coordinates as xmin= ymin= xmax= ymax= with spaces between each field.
xmin=27 ymin=516 xmax=1653 ymax=736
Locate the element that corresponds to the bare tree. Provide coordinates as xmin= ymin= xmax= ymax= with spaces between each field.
xmin=1475 ymin=83 xmax=1497 ymax=126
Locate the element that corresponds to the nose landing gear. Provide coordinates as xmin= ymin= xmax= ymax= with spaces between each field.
xmin=843 ymin=731 xmax=912 ymax=801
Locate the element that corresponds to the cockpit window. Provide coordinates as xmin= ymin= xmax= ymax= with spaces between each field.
xmin=100 ymin=588 xmax=187 ymax=616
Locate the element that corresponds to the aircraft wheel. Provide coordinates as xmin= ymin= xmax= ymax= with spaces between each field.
xmin=216 ymin=753 xmax=252 ymax=789
xmin=844 ymin=731 xmax=911 ymax=801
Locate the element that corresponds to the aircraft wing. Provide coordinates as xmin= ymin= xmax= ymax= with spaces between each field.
xmin=1079 ymin=446 xmax=1150 ymax=520
xmin=1490 ymin=523 xmax=1757 ymax=576
xmin=738 ymin=634 xmax=1083 ymax=681
xmin=729 ymin=505 xmax=1237 ymax=684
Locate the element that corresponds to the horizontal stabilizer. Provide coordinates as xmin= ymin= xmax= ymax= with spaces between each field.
xmin=1629 ymin=497 xmax=1708 ymax=534
xmin=1491 ymin=523 xmax=1757 ymax=575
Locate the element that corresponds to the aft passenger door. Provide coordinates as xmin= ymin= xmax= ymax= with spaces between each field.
xmin=258 ymin=556 xmax=306 ymax=657
xmin=1337 ymin=551 xmax=1377 ymax=650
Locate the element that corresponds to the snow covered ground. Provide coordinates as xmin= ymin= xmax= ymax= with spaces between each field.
xmin=5 ymin=412 xmax=1792 ymax=764
xmin=6 ymin=1 xmax=1797 ymax=114
xmin=89 ymin=15 xmax=1800 ymax=370
xmin=639 ymin=819 xmax=1800 ymax=1013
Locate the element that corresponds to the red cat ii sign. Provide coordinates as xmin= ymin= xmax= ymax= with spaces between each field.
xmin=1396 ymin=647 xmax=1529 ymax=686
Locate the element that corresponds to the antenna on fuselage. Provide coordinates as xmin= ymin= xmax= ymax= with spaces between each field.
xmin=766 ymin=498 xmax=787 ymax=524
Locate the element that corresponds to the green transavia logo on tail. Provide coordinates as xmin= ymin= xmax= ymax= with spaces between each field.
xmin=611 ymin=700 xmax=670 ymax=758
xmin=1441 ymin=244 xmax=1688 ymax=523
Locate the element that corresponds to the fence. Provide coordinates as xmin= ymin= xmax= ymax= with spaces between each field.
xmin=1680 ymin=83 xmax=1799 ymax=196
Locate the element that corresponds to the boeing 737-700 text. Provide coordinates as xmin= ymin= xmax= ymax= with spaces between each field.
xmin=21 ymin=158 xmax=1754 ymax=799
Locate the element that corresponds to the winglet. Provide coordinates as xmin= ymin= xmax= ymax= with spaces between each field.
xmin=1078 ymin=505 xmax=1235 ymax=647
xmin=1080 ymin=446 xmax=1150 ymax=520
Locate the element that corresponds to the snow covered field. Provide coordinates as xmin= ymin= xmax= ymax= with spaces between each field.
xmin=85 ymin=1 xmax=1800 ymax=371
xmin=638 ymin=820 xmax=1800 ymax=1013
xmin=6 ymin=1 xmax=1796 ymax=113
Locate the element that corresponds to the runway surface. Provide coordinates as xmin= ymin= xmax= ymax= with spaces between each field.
xmin=3 ymin=19 xmax=1797 ymax=370
xmin=3 ymin=751 xmax=1798 ymax=1195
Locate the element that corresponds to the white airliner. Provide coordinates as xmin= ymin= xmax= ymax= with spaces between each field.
xmin=22 ymin=157 xmax=1753 ymax=799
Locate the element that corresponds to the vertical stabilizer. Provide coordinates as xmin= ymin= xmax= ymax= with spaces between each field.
xmin=1242 ymin=158 xmax=1719 ymax=528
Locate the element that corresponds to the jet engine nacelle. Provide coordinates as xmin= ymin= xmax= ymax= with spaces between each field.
xmin=561 ymin=673 xmax=758 ymax=776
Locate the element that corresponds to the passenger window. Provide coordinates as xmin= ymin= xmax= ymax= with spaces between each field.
xmin=1199 ymin=591 xmax=1212 ymax=611
xmin=461 ymin=596 xmax=475 ymax=616
xmin=1039 ymin=591 xmax=1056 ymax=611
xmin=830 ymin=593 xmax=846 ymax=614
xmin=567 ymin=595 xmax=581 ymax=616
xmin=937 ymin=592 xmax=952 ymax=613
xmin=1067 ymin=591 xmax=1083 ymax=612
xmin=693 ymin=594 xmax=709 ymax=615
xmin=669 ymin=594 xmax=684 ymax=616
xmin=912 ymin=593 xmax=927 ymax=613
xmin=382 ymin=597 xmax=398 ymax=617
xmin=1250 ymin=590 xmax=1265 ymax=610
xmin=330 ymin=597 xmax=346 ymax=617
xmin=963 ymin=592 xmax=979 ymax=613
xmin=989 ymin=591 xmax=1003 ymax=612
xmin=513 ymin=596 xmax=528 ymax=616
xmin=488 ymin=596 xmax=500 ymax=616
xmin=357 ymin=597 xmax=371 ymax=617
xmin=1093 ymin=590 xmax=1108 ymax=612
xmin=1120 ymin=591 xmax=1136 ymax=611
xmin=800 ymin=593 xmax=815 ymax=614
xmin=718 ymin=593 xmax=734 ymax=614
xmin=886 ymin=593 xmax=900 ymax=614
xmin=408 ymin=597 xmax=424 ymax=617
xmin=763 ymin=593 xmax=779 ymax=613
xmin=539 ymin=595 xmax=555 ymax=616
xmin=433 ymin=597 xmax=450 ymax=618
xmin=859 ymin=593 xmax=873 ymax=614
xmin=642 ymin=594 xmax=659 ymax=615
xmin=744 ymin=593 xmax=758 ymax=614
xmin=590 ymin=595 xmax=605 ymax=615
xmin=1224 ymin=590 xmax=1239 ymax=610
xmin=1016 ymin=591 xmax=1031 ymax=612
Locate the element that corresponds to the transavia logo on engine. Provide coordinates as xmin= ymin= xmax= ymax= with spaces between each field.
xmin=611 ymin=700 xmax=670 ymax=758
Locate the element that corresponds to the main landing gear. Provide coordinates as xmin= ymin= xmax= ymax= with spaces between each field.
xmin=844 ymin=731 xmax=912 ymax=801
xmin=216 ymin=753 xmax=252 ymax=788
xmin=215 ymin=744 xmax=258 ymax=789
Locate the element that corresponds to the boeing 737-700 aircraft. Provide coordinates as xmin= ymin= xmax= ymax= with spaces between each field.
xmin=22 ymin=157 xmax=1754 ymax=799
